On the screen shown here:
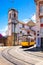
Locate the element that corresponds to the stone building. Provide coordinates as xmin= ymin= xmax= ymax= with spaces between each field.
xmin=35 ymin=0 xmax=43 ymax=48
xmin=15 ymin=20 xmax=36 ymax=45
xmin=0 ymin=34 xmax=7 ymax=46
xmin=6 ymin=8 xmax=36 ymax=46
xmin=7 ymin=9 xmax=18 ymax=46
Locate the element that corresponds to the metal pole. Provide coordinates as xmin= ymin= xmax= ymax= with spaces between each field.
xmin=14 ymin=24 xmax=15 ymax=45
xmin=13 ymin=19 xmax=18 ymax=46
xmin=14 ymin=23 xmax=17 ymax=46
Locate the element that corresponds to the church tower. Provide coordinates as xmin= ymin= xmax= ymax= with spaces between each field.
xmin=35 ymin=0 xmax=43 ymax=48
xmin=7 ymin=9 xmax=18 ymax=46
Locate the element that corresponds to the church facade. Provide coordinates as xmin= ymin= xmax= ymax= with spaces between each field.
xmin=6 ymin=9 xmax=36 ymax=46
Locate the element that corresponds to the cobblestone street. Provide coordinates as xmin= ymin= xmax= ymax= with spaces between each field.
xmin=0 ymin=47 xmax=13 ymax=65
xmin=0 ymin=46 xmax=43 ymax=65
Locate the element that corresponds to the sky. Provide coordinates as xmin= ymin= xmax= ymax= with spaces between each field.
xmin=0 ymin=0 xmax=36 ymax=36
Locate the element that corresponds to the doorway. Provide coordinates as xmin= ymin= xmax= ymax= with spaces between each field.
xmin=41 ymin=38 xmax=43 ymax=48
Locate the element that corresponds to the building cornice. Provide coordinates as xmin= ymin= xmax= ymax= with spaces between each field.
xmin=34 ymin=0 xmax=39 ymax=2
xmin=8 ymin=8 xmax=18 ymax=13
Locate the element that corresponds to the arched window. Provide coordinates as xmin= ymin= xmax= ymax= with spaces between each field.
xmin=9 ymin=13 xmax=11 ymax=19
xmin=20 ymin=31 xmax=22 ymax=33
xmin=40 ymin=18 xmax=43 ymax=23
xmin=22 ymin=24 xmax=24 ymax=28
xmin=14 ymin=13 xmax=16 ymax=17
xmin=27 ymin=31 xmax=30 ymax=34
xmin=40 ymin=5 xmax=43 ymax=13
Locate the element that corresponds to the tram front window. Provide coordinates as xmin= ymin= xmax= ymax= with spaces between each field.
xmin=31 ymin=39 xmax=34 ymax=42
xmin=22 ymin=37 xmax=30 ymax=42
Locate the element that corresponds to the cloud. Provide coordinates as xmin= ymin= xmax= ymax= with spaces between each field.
xmin=23 ymin=19 xmax=30 ymax=23
xmin=22 ymin=14 xmax=36 ymax=23
xmin=0 ymin=26 xmax=8 ymax=36
xmin=31 ymin=14 xmax=36 ymax=23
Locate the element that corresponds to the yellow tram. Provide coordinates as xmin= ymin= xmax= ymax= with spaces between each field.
xmin=21 ymin=35 xmax=35 ymax=47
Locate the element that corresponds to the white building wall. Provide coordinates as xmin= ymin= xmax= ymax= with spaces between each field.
xmin=31 ymin=26 xmax=37 ymax=31
xmin=36 ymin=21 xmax=41 ymax=47
xmin=8 ymin=24 xmax=12 ymax=36
xmin=12 ymin=24 xmax=14 ymax=33
xmin=22 ymin=30 xmax=27 ymax=35
xmin=40 ymin=27 xmax=43 ymax=37
xmin=15 ymin=23 xmax=20 ymax=33
xmin=24 ymin=25 xmax=29 ymax=30
xmin=15 ymin=23 xmax=28 ymax=35
xmin=18 ymin=23 xmax=22 ymax=28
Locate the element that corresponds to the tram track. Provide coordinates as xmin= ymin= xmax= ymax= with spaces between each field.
xmin=8 ymin=47 xmax=40 ymax=65
xmin=12 ymin=47 xmax=43 ymax=60
xmin=18 ymin=46 xmax=43 ymax=60
xmin=1 ymin=46 xmax=43 ymax=65
xmin=1 ymin=47 xmax=34 ymax=65
xmin=1 ymin=48 xmax=17 ymax=65
xmin=8 ymin=48 xmax=34 ymax=65
xmin=24 ymin=51 xmax=43 ymax=59
xmin=9 ymin=47 xmax=43 ymax=64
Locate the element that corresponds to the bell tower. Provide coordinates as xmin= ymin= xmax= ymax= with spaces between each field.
xmin=7 ymin=9 xmax=18 ymax=46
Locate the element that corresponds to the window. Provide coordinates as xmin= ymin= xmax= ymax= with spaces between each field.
xmin=40 ymin=5 xmax=43 ymax=13
xmin=11 ymin=13 xmax=14 ymax=20
xmin=34 ymin=32 xmax=36 ymax=35
xmin=37 ymin=31 xmax=39 ymax=33
xmin=29 ymin=27 xmax=31 ymax=29
xmin=14 ymin=13 xmax=16 ymax=17
xmin=37 ymin=34 xmax=39 ymax=36
xmin=40 ymin=28 xmax=43 ymax=33
xmin=20 ymin=31 xmax=22 ymax=33
xmin=38 ymin=38 xmax=40 ymax=45
xmin=22 ymin=24 xmax=24 ymax=28
xmin=37 ymin=31 xmax=39 ymax=36
xmin=9 ymin=13 xmax=11 ymax=19
xmin=20 ymin=27 xmax=21 ymax=29
xmin=40 ymin=18 xmax=43 ymax=23
xmin=22 ymin=33 xmax=24 ymax=35
xmin=27 ymin=31 xmax=30 ymax=34
xmin=31 ymin=39 xmax=34 ymax=42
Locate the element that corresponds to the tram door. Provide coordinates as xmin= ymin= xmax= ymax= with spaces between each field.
xmin=41 ymin=38 xmax=43 ymax=48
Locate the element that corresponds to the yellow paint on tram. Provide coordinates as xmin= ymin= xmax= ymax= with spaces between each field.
xmin=21 ymin=35 xmax=35 ymax=47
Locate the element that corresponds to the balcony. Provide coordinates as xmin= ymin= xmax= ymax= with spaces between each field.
xmin=39 ymin=13 xmax=43 ymax=17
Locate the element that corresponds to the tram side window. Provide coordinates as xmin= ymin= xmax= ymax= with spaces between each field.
xmin=26 ymin=38 xmax=30 ymax=42
xmin=31 ymin=39 xmax=34 ymax=42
